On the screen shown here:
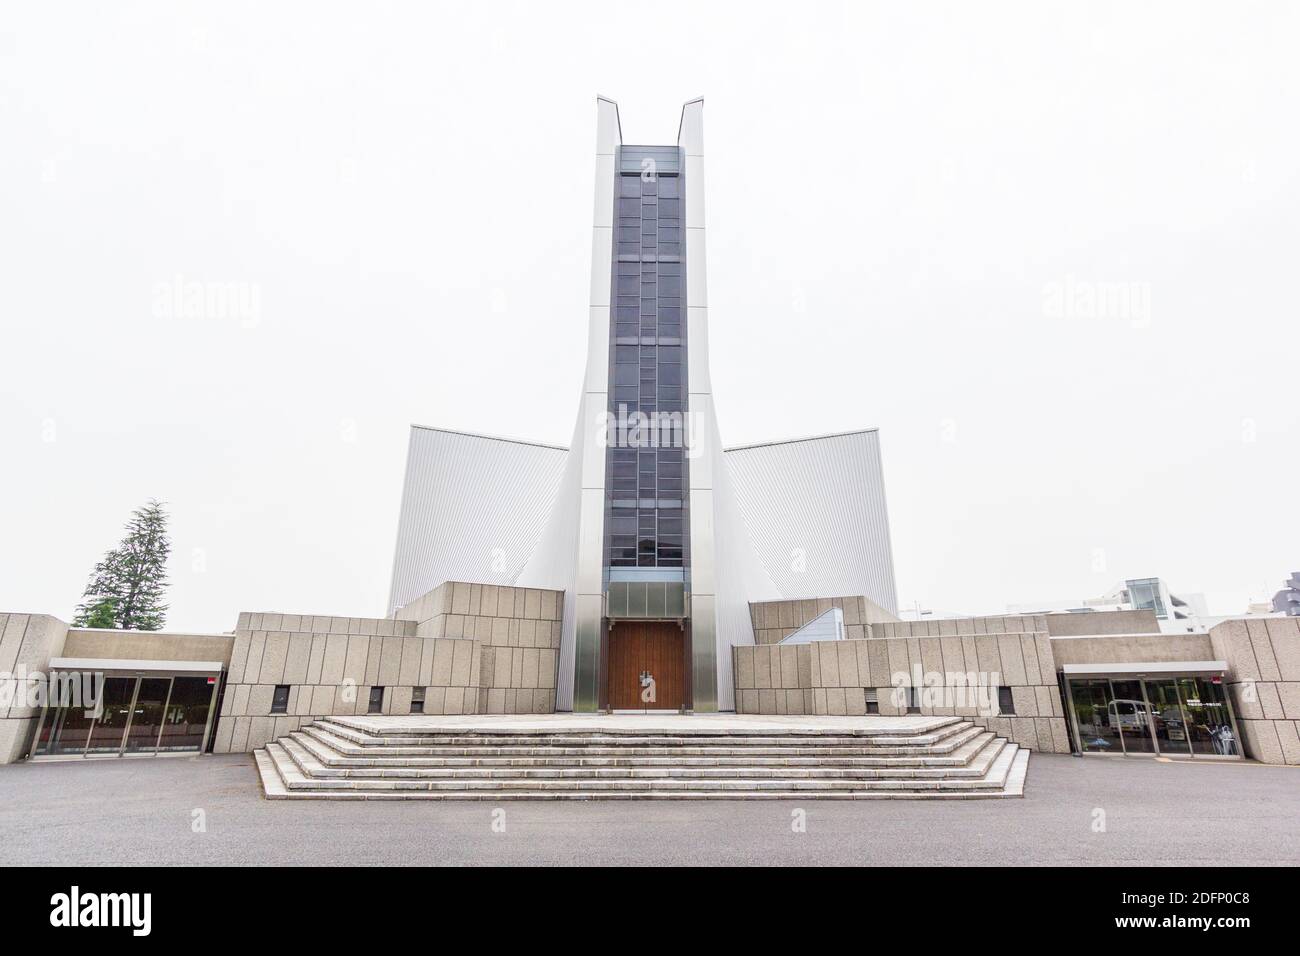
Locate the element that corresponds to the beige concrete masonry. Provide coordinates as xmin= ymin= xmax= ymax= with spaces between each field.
xmin=734 ymin=607 xmax=1073 ymax=754
xmin=5 ymin=593 xmax=1297 ymax=767
xmin=0 ymin=614 xmax=70 ymax=763
xmin=749 ymin=595 xmax=898 ymax=644
xmin=1209 ymin=617 xmax=1300 ymax=765
xmin=213 ymin=581 xmax=564 ymax=753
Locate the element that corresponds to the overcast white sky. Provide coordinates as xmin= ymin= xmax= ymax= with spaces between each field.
xmin=1 ymin=1 xmax=1296 ymax=632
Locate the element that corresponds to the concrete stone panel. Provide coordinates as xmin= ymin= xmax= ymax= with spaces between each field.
xmin=1210 ymin=620 xmax=1259 ymax=681
xmin=1011 ymin=686 xmax=1038 ymax=718
xmin=974 ymin=636 xmax=1001 ymax=680
xmin=1266 ymin=619 xmax=1300 ymax=681
xmin=283 ymin=633 xmax=312 ymax=684
xmin=320 ymin=635 xmax=348 ymax=685
xmin=1273 ymin=719 xmax=1300 ymax=764
xmin=451 ymin=640 xmax=473 ymax=686
xmin=1020 ymin=634 xmax=1042 ymax=684
xmin=1246 ymin=620 xmax=1281 ymax=681
xmin=836 ymin=641 xmax=859 ymax=687
xmin=1275 ymin=682 xmax=1300 ymax=720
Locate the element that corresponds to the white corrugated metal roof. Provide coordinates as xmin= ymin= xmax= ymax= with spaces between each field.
xmin=725 ymin=429 xmax=898 ymax=614
xmin=387 ymin=425 xmax=568 ymax=613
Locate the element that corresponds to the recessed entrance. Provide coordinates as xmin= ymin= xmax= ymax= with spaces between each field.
xmin=607 ymin=620 xmax=685 ymax=711
xmin=32 ymin=663 xmax=223 ymax=759
xmin=1065 ymin=672 xmax=1241 ymax=758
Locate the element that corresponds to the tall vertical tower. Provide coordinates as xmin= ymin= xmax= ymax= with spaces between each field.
xmin=518 ymin=96 xmax=741 ymax=712
xmin=392 ymin=97 xmax=899 ymax=713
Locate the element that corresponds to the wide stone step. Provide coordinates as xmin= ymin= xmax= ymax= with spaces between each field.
xmin=295 ymin=724 xmax=992 ymax=768
xmin=254 ymin=743 xmax=1027 ymax=800
xmin=319 ymin=714 xmax=967 ymax=741
xmin=268 ymin=738 xmax=1019 ymax=792
xmin=289 ymin=729 xmax=1004 ymax=778
xmin=252 ymin=716 xmax=1030 ymax=802
xmin=299 ymin=721 xmax=985 ymax=758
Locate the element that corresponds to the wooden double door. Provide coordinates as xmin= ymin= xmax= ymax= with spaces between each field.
xmin=607 ymin=620 xmax=686 ymax=711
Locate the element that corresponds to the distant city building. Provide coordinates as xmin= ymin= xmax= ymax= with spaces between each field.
xmin=1273 ymin=572 xmax=1300 ymax=617
xmin=1007 ymin=577 xmax=1208 ymax=634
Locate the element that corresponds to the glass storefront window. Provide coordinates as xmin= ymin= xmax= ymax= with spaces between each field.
xmin=1067 ymin=675 xmax=1239 ymax=758
xmin=32 ymin=672 xmax=218 ymax=758
xmin=85 ymin=677 xmax=137 ymax=754
xmin=1109 ymin=680 xmax=1157 ymax=754
xmin=1179 ymin=677 xmax=1239 ymax=756
xmin=122 ymin=677 xmax=171 ymax=753
xmin=1071 ymin=680 xmax=1122 ymax=753
xmin=1145 ymin=679 xmax=1191 ymax=755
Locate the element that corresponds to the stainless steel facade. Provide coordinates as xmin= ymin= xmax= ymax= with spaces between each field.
xmin=726 ymin=429 xmax=898 ymax=616
xmin=387 ymin=426 xmax=566 ymax=615
xmin=388 ymin=98 xmax=898 ymax=712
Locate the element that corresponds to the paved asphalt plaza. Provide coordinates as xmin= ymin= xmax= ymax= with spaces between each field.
xmin=3 ymin=753 xmax=1296 ymax=866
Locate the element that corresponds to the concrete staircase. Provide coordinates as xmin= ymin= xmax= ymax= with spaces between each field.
xmin=252 ymin=715 xmax=1030 ymax=800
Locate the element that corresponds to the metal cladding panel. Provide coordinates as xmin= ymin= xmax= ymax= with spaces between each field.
xmin=707 ymin=426 xmax=780 ymax=710
xmin=387 ymin=426 xmax=567 ymax=614
xmin=724 ymin=430 xmax=899 ymax=615
xmin=677 ymin=96 xmax=780 ymax=711
xmin=513 ymin=96 xmax=621 ymax=711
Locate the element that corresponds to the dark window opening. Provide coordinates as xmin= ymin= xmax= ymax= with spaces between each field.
xmin=368 ymin=686 xmax=385 ymax=714
xmin=999 ymin=686 xmax=1015 ymax=715
xmin=410 ymin=687 xmax=425 ymax=714
xmin=271 ymin=685 xmax=290 ymax=715
xmin=864 ymin=689 xmax=879 ymax=715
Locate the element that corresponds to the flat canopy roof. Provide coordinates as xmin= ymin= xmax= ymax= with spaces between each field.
xmin=48 ymin=657 xmax=223 ymax=674
xmin=1062 ymin=660 xmax=1227 ymax=678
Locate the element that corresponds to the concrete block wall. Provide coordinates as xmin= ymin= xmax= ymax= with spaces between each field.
xmin=748 ymin=595 xmax=898 ymax=645
xmin=0 ymin=614 xmax=70 ymax=763
xmin=61 ymin=628 xmax=234 ymax=665
xmin=1209 ymin=617 xmax=1300 ymax=764
xmin=214 ymin=612 xmax=437 ymax=753
xmin=393 ymin=581 xmax=562 ymax=715
xmin=733 ymin=612 xmax=1071 ymax=754
xmin=733 ymin=642 xmax=816 ymax=714
xmin=214 ymin=581 xmax=566 ymax=752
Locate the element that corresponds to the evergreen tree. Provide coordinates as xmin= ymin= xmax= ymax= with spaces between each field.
xmin=73 ymin=499 xmax=171 ymax=631
xmin=79 ymin=598 xmax=119 ymax=629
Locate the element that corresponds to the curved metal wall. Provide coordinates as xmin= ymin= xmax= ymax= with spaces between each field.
xmin=387 ymin=426 xmax=567 ymax=615
xmin=724 ymin=430 xmax=899 ymax=615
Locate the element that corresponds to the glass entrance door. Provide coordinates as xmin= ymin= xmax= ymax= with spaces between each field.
xmin=122 ymin=677 xmax=171 ymax=753
xmin=1146 ymin=679 xmax=1192 ymax=756
xmin=1071 ymin=679 xmax=1123 ymax=753
xmin=1109 ymin=680 xmax=1157 ymax=754
xmin=33 ymin=670 xmax=220 ymax=758
xmin=85 ymin=677 xmax=137 ymax=754
xmin=157 ymin=676 xmax=216 ymax=751
xmin=1067 ymin=675 xmax=1241 ymax=758
xmin=35 ymin=694 xmax=97 ymax=756
xmin=1179 ymin=677 xmax=1240 ymax=756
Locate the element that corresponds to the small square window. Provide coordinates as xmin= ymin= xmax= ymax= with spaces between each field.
xmin=410 ymin=687 xmax=425 ymax=714
xmin=998 ymin=686 xmax=1015 ymax=715
xmin=271 ymin=685 xmax=290 ymax=714
xmin=864 ymin=689 xmax=879 ymax=715
xmin=368 ymin=686 xmax=385 ymax=714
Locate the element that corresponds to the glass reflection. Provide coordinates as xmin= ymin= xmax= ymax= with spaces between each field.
xmin=1072 ymin=680 xmax=1122 ymax=753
